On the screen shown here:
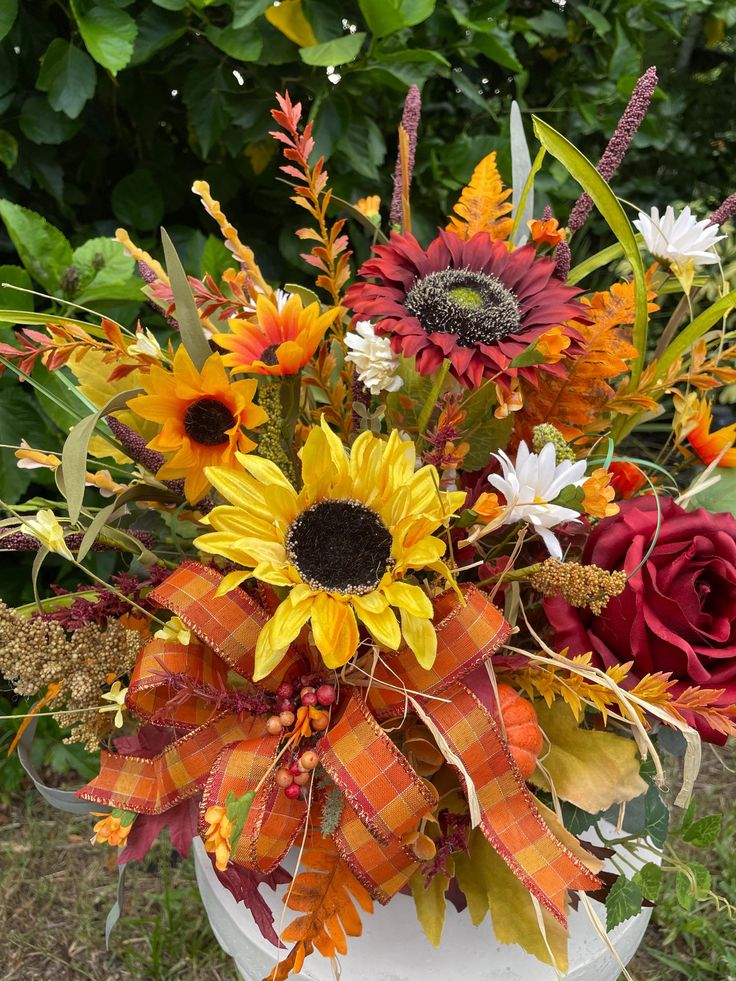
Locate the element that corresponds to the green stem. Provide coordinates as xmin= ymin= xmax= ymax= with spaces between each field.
xmin=416 ymin=359 xmax=451 ymax=440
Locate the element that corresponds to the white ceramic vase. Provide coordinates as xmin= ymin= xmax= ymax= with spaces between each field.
xmin=193 ymin=825 xmax=657 ymax=981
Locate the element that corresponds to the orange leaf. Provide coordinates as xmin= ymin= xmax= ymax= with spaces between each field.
xmin=446 ymin=152 xmax=513 ymax=241
xmin=265 ymin=833 xmax=373 ymax=979
xmin=7 ymin=681 xmax=62 ymax=756
xmin=516 ymin=272 xmax=659 ymax=439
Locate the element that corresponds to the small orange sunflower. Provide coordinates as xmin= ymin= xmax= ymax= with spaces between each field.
xmin=213 ymin=291 xmax=340 ymax=376
xmin=128 ymin=347 xmax=268 ymax=504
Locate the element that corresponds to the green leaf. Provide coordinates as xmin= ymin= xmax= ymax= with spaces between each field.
xmin=201 ymin=234 xmax=238 ymax=280
xmin=60 ymin=390 xmax=138 ymax=524
xmin=19 ymin=95 xmax=81 ymax=144
xmin=532 ymin=116 xmax=649 ymax=385
xmin=72 ymin=237 xmax=136 ymax=300
xmin=552 ymin=484 xmax=585 ymax=512
xmin=225 ymin=789 xmax=256 ymax=850
xmin=657 ymin=289 xmax=736 ymax=381
xmin=37 ymin=40 xmax=97 ymax=119
xmin=111 ymin=169 xmax=165 ymax=231
xmin=509 ymin=341 xmax=546 ymax=368
xmin=161 ymin=228 xmax=212 ymax=371
xmin=0 ymin=265 xmax=33 ymax=312
xmin=232 ymin=0 xmax=272 ymax=28
xmin=676 ymin=862 xmax=711 ymax=910
xmin=337 ymin=117 xmax=386 ymax=180
xmin=0 ymin=385 xmax=57 ymax=503
xmin=461 ymin=384 xmax=513 ymax=470
xmin=689 ymin=468 xmax=736 ymax=517
xmin=473 ymin=32 xmax=522 ymax=72
xmin=632 ymin=862 xmax=662 ymax=902
xmin=206 ymin=23 xmax=263 ymax=61
xmin=300 ymin=31 xmax=366 ymax=66
xmin=283 ymin=282 xmax=320 ymax=307
xmin=0 ymin=200 xmax=72 ymax=292
xmin=578 ymin=5 xmax=611 ymax=35
xmin=359 ymin=0 xmax=435 ymax=37
xmin=682 ymin=814 xmax=721 ymax=848
xmin=0 ymin=129 xmax=17 ymax=170
xmin=130 ymin=6 xmax=187 ymax=66
xmin=70 ymin=0 xmax=138 ymax=75
xmin=606 ymin=876 xmax=643 ymax=931
xmin=0 ymin=0 xmax=17 ymax=41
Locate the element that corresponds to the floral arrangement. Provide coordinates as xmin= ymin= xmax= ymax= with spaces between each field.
xmin=1 ymin=68 xmax=735 ymax=980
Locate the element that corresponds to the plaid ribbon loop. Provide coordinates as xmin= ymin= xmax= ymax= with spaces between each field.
xmin=78 ymin=562 xmax=600 ymax=925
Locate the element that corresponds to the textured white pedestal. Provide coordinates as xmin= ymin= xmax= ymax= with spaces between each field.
xmin=194 ymin=825 xmax=656 ymax=981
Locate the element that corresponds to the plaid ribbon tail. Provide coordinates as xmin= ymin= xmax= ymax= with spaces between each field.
xmin=201 ymin=735 xmax=306 ymax=874
xmin=332 ymin=803 xmax=418 ymax=904
xmin=425 ymin=682 xmax=601 ymax=927
xmin=77 ymin=711 xmax=266 ymax=813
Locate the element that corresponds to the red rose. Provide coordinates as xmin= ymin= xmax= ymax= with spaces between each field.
xmin=546 ymin=496 xmax=736 ymax=744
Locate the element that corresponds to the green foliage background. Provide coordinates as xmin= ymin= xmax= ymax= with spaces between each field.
xmin=0 ymin=0 xmax=734 ymax=288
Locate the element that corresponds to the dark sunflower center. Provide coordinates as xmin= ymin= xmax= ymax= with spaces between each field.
xmin=183 ymin=398 xmax=235 ymax=445
xmin=261 ymin=344 xmax=280 ymax=366
xmin=285 ymin=499 xmax=393 ymax=595
xmin=404 ymin=267 xmax=522 ymax=347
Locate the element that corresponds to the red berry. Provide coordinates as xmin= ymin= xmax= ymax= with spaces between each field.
xmin=301 ymin=692 xmax=318 ymax=707
xmin=277 ymin=682 xmax=294 ymax=700
xmin=278 ymin=699 xmax=296 ymax=713
xmin=275 ymin=768 xmax=293 ymax=789
xmin=289 ymin=762 xmax=301 ymax=776
xmin=284 ymin=783 xmax=301 ymax=800
xmin=316 ymin=684 xmax=336 ymax=706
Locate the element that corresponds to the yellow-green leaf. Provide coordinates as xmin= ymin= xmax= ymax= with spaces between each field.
xmin=161 ymin=228 xmax=212 ymax=371
xmin=454 ymin=829 xmax=569 ymax=971
xmin=409 ymin=870 xmax=448 ymax=946
xmin=531 ymin=700 xmax=647 ymax=813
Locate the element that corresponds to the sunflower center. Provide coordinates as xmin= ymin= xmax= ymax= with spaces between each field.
xmin=261 ymin=344 xmax=280 ymax=366
xmin=285 ymin=499 xmax=393 ymax=595
xmin=405 ymin=268 xmax=521 ymax=347
xmin=183 ymin=398 xmax=235 ymax=445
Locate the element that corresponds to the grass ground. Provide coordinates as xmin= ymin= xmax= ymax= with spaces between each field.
xmin=0 ymin=746 xmax=734 ymax=980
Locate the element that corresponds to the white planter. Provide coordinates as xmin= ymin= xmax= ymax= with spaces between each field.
xmin=194 ymin=824 xmax=657 ymax=981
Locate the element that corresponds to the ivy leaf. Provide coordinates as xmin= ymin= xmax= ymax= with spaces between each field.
xmin=206 ymin=23 xmax=263 ymax=61
xmin=111 ymin=169 xmax=165 ymax=231
xmin=682 ymin=814 xmax=721 ymax=848
xmin=0 ymin=386 xmax=57 ymax=503
xmin=0 ymin=199 xmax=72 ymax=292
xmin=232 ymin=0 xmax=272 ymax=29
xmin=0 ymin=264 xmax=33 ymax=312
xmin=70 ymin=0 xmax=138 ymax=75
xmin=299 ymin=32 xmax=366 ymax=67
xmin=632 ymin=862 xmax=662 ymax=902
xmin=473 ymin=32 xmax=522 ymax=73
xmin=605 ymin=875 xmax=643 ymax=931
xmin=675 ymin=862 xmax=711 ymax=910
xmin=37 ymin=40 xmax=97 ymax=119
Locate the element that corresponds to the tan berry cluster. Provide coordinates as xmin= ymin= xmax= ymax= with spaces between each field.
xmin=530 ymin=559 xmax=628 ymax=615
xmin=0 ymin=603 xmax=140 ymax=750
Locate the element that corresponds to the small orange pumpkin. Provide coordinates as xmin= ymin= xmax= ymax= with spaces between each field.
xmin=494 ymin=684 xmax=543 ymax=780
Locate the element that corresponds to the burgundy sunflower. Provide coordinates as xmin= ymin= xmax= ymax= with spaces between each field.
xmin=345 ymin=229 xmax=585 ymax=390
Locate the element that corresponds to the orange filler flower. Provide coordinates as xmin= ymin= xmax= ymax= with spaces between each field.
xmin=128 ymin=346 xmax=268 ymax=504
xmin=528 ymin=216 xmax=567 ymax=248
xmin=676 ymin=393 xmax=736 ymax=467
xmin=213 ymin=291 xmax=340 ymax=376
xmin=582 ymin=468 xmax=619 ymax=518
xmin=203 ymin=804 xmax=233 ymax=871
xmin=91 ymin=812 xmax=134 ymax=848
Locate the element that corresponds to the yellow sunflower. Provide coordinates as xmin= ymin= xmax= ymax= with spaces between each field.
xmin=127 ymin=347 xmax=268 ymax=504
xmin=195 ymin=419 xmax=466 ymax=680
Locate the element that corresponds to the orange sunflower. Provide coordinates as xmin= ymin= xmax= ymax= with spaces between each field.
xmin=128 ymin=347 xmax=268 ymax=503
xmin=213 ymin=291 xmax=340 ymax=375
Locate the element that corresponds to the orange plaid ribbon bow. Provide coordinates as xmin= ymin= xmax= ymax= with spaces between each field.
xmin=78 ymin=561 xmax=599 ymax=925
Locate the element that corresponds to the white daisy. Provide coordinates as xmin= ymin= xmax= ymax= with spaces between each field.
xmin=488 ymin=441 xmax=587 ymax=559
xmin=634 ymin=205 xmax=724 ymax=268
xmin=345 ymin=320 xmax=403 ymax=395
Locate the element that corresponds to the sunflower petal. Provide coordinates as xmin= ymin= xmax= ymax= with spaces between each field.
xmin=354 ymin=599 xmax=401 ymax=651
xmin=254 ymin=595 xmax=313 ymax=681
xmin=399 ymin=608 xmax=437 ymax=669
xmin=215 ymin=570 xmax=250 ymax=596
xmin=311 ymin=594 xmax=359 ymax=668
xmin=383 ymin=580 xmax=434 ymax=618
